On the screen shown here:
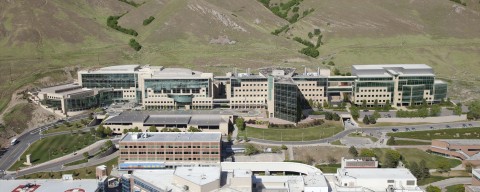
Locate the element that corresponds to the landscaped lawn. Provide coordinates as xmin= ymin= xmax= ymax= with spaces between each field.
xmin=316 ymin=164 xmax=341 ymax=173
xmin=373 ymin=148 xmax=461 ymax=169
xmin=330 ymin=140 xmax=344 ymax=146
xmin=8 ymin=133 xmax=100 ymax=171
xmin=446 ymin=184 xmax=465 ymax=192
xmin=348 ymin=132 xmax=379 ymax=142
xmin=238 ymin=121 xmax=344 ymax=141
xmin=388 ymin=140 xmax=430 ymax=146
xmin=20 ymin=157 xmax=118 ymax=179
xmin=64 ymin=158 xmax=88 ymax=167
xmin=387 ymin=127 xmax=480 ymax=140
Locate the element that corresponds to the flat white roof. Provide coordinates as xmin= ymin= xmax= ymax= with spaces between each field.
xmin=0 ymin=179 xmax=99 ymax=192
xmin=338 ymin=168 xmax=416 ymax=180
xmin=221 ymin=162 xmax=322 ymax=175
xmin=97 ymin=65 xmax=140 ymax=72
xmin=352 ymin=64 xmax=431 ymax=70
xmin=174 ymin=167 xmax=221 ymax=185
xmin=132 ymin=170 xmax=180 ymax=191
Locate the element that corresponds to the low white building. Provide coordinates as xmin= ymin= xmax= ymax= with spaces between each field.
xmin=335 ymin=168 xmax=423 ymax=192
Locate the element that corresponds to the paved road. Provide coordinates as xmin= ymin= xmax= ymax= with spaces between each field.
xmin=0 ymin=114 xmax=90 ymax=172
xmin=3 ymin=139 xmax=119 ymax=179
xmin=248 ymin=121 xmax=480 ymax=145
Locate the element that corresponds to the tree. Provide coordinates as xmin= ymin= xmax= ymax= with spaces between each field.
xmin=243 ymin=135 xmax=249 ymax=142
xmin=359 ymin=149 xmax=376 ymax=157
xmin=426 ymin=185 xmax=441 ymax=192
xmin=96 ymin=125 xmax=105 ymax=138
xmin=348 ymin=146 xmax=358 ymax=157
xmin=467 ymin=100 xmax=480 ymax=120
xmin=236 ymin=117 xmax=246 ymax=131
xmin=350 ymin=106 xmax=360 ymax=120
xmin=281 ymin=144 xmax=288 ymax=150
xmin=244 ymin=144 xmax=259 ymax=155
xmin=436 ymin=159 xmax=451 ymax=173
xmin=323 ymin=100 xmax=329 ymax=108
xmin=332 ymin=113 xmax=340 ymax=121
xmin=227 ymin=134 xmax=232 ymax=142
xmin=418 ymin=107 xmax=429 ymax=118
xmin=148 ymin=126 xmax=158 ymax=132
xmin=90 ymin=127 xmax=96 ymax=135
xmin=374 ymin=99 xmax=379 ymax=108
xmin=187 ymin=126 xmax=202 ymax=132
xmin=419 ymin=160 xmax=430 ymax=179
xmin=430 ymin=105 xmax=441 ymax=117
xmin=362 ymin=115 xmax=370 ymax=125
xmin=333 ymin=68 xmax=341 ymax=75
xmin=454 ymin=105 xmax=462 ymax=116
xmin=161 ymin=127 xmax=170 ymax=132
xmin=171 ymin=128 xmax=181 ymax=132
xmin=387 ymin=136 xmax=396 ymax=145
xmin=325 ymin=112 xmax=333 ymax=120
xmin=103 ymin=127 xmax=113 ymax=136
xmin=369 ymin=117 xmax=376 ymax=124
xmin=362 ymin=100 xmax=367 ymax=109
xmin=408 ymin=161 xmax=420 ymax=179
xmin=123 ymin=129 xmax=129 ymax=134
xmin=83 ymin=152 xmax=89 ymax=160
xmin=384 ymin=149 xmax=402 ymax=168
xmin=384 ymin=100 xmax=391 ymax=110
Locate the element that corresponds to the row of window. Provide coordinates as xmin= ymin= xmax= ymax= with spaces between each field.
xmin=298 ymin=83 xmax=317 ymax=87
xmin=123 ymin=90 xmax=135 ymax=93
xmin=356 ymin=99 xmax=390 ymax=103
xmin=303 ymin=94 xmax=323 ymax=97
xmin=145 ymin=101 xmax=173 ymax=104
xmin=359 ymin=89 xmax=387 ymax=92
xmin=242 ymin=83 xmax=267 ymax=87
xmin=123 ymin=95 xmax=135 ymax=98
xmin=121 ymin=151 xmax=219 ymax=155
xmin=231 ymin=100 xmax=264 ymax=104
xmin=300 ymin=88 xmax=321 ymax=92
xmin=192 ymin=101 xmax=212 ymax=103
xmin=237 ymin=89 xmax=267 ymax=92
xmin=122 ymin=145 xmax=219 ymax=149
xmin=356 ymin=94 xmax=390 ymax=98
xmin=234 ymin=94 xmax=267 ymax=97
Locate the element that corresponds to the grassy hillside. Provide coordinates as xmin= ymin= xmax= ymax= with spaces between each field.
xmin=1 ymin=0 xmax=480 ymax=120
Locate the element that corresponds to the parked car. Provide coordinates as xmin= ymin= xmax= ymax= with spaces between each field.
xmin=430 ymin=126 xmax=434 ymax=129
xmin=469 ymin=124 xmax=473 ymax=127
xmin=392 ymin=128 xmax=399 ymax=132
xmin=446 ymin=125 xmax=451 ymax=128
xmin=411 ymin=127 xmax=416 ymax=131
xmin=463 ymin=124 xmax=467 ymax=128
xmin=405 ymin=128 xmax=410 ymax=131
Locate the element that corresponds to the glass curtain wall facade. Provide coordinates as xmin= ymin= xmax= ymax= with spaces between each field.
xmin=274 ymin=82 xmax=301 ymax=122
xmin=398 ymin=76 xmax=434 ymax=105
xmin=434 ymin=82 xmax=447 ymax=101
xmin=144 ymin=79 xmax=210 ymax=97
xmin=81 ymin=73 xmax=138 ymax=89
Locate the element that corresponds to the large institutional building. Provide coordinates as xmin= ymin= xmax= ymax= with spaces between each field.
xmin=38 ymin=64 xmax=447 ymax=122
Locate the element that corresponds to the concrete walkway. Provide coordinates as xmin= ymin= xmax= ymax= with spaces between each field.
xmin=421 ymin=177 xmax=471 ymax=191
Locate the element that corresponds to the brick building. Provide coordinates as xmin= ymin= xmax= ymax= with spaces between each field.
xmin=430 ymin=139 xmax=480 ymax=166
xmin=119 ymin=132 xmax=222 ymax=169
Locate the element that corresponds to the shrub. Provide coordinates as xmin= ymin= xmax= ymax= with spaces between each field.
xmin=271 ymin=25 xmax=289 ymax=35
xmin=293 ymin=37 xmax=315 ymax=47
xmin=299 ymin=47 xmax=319 ymax=58
xmin=118 ymin=0 xmax=142 ymax=7
xmin=129 ymin=39 xmax=142 ymax=51
xmin=143 ymin=16 xmax=155 ymax=26
xmin=107 ymin=15 xmax=139 ymax=36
